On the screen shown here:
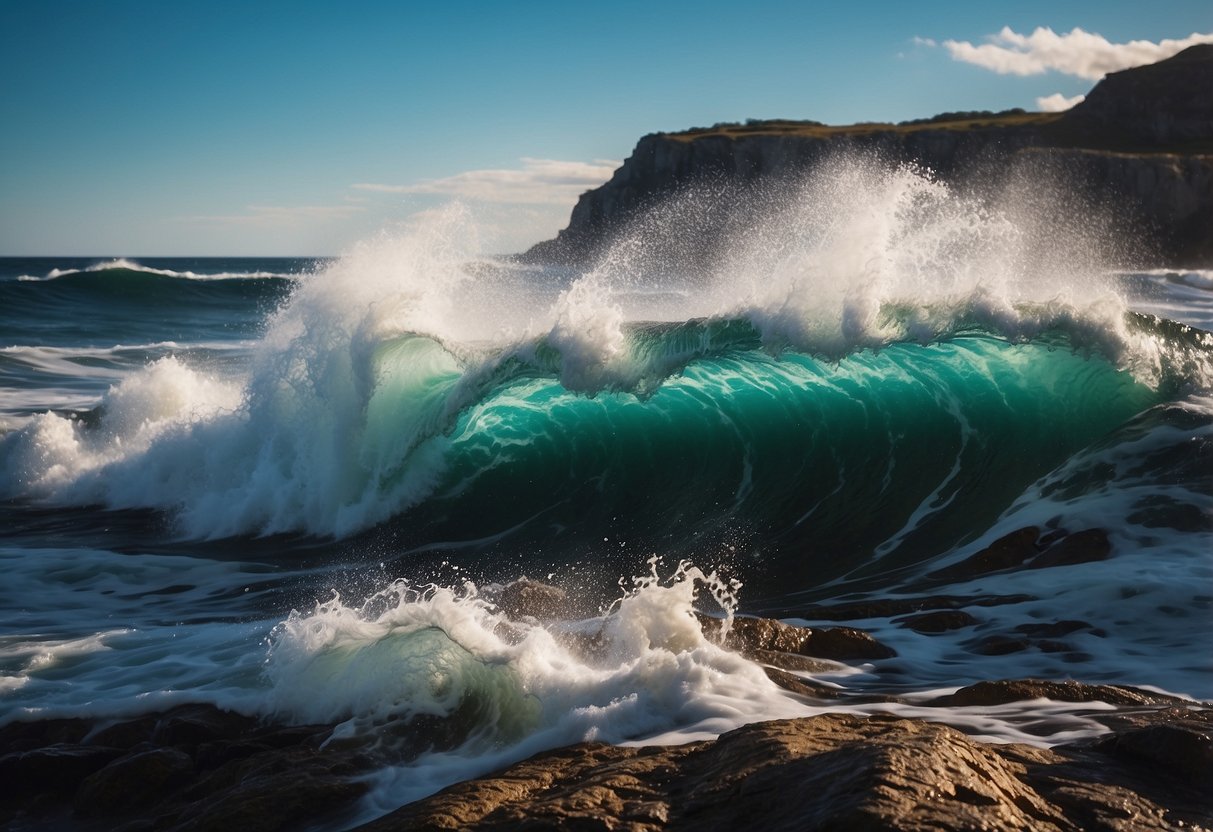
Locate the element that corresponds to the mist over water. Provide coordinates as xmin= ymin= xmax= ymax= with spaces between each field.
xmin=1 ymin=158 xmax=1210 ymax=821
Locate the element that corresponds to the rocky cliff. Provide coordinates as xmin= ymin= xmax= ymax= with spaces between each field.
xmin=526 ymin=45 xmax=1213 ymax=268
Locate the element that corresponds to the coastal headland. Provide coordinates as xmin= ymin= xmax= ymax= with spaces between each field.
xmin=526 ymin=44 xmax=1213 ymax=269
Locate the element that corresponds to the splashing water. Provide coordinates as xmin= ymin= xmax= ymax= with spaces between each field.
xmin=0 ymin=158 xmax=1207 ymax=543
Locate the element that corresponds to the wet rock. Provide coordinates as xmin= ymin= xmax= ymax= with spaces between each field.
xmin=895 ymin=609 xmax=980 ymax=633
xmin=164 ymin=747 xmax=371 ymax=832
xmin=926 ymin=527 xmax=1113 ymax=583
xmin=493 ymin=578 xmax=572 ymax=621
xmin=355 ymin=710 xmax=1213 ymax=831
xmin=761 ymin=667 xmax=845 ymax=699
xmin=778 ymin=593 xmax=1035 ymax=621
xmin=927 ymin=679 xmax=1191 ymax=708
xmin=1095 ymin=719 xmax=1213 ymax=786
xmin=0 ymin=743 xmax=126 ymax=795
xmin=75 ymin=747 xmax=195 ymax=816
xmin=745 ymin=649 xmax=842 ymax=674
xmin=152 ymin=704 xmax=260 ymax=750
xmin=1029 ymin=528 xmax=1112 ymax=569
xmin=802 ymin=625 xmax=896 ymax=660
xmin=968 ymin=620 xmax=1108 ymax=657
xmin=698 ymin=613 xmax=896 ymax=660
xmin=969 ymin=635 xmax=1034 ymax=655
xmin=698 ymin=613 xmax=809 ymax=654
xmin=0 ymin=706 xmax=373 ymax=832
xmin=1014 ymin=620 xmax=1105 ymax=639
xmin=7 ymin=696 xmax=1213 ymax=832
xmin=0 ymin=717 xmax=91 ymax=752
xmin=194 ymin=723 xmax=331 ymax=769
xmin=87 ymin=715 xmax=160 ymax=749
xmin=760 ymin=667 xmax=900 ymax=704
xmin=929 ymin=526 xmax=1041 ymax=581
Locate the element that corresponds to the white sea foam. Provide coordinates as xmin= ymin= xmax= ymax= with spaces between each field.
xmin=803 ymin=393 xmax=1213 ymax=702
xmin=17 ymin=258 xmax=302 ymax=282
xmin=0 ymin=356 xmax=243 ymax=497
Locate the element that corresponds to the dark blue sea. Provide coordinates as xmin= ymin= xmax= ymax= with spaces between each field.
xmin=1 ymin=170 xmax=1210 ymax=822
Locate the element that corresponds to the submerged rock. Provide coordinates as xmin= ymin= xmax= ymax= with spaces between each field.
xmin=928 ymin=527 xmax=1111 ymax=583
xmin=928 ymin=526 xmax=1042 ymax=581
xmin=1028 ymin=529 xmax=1111 ymax=569
xmin=895 ymin=609 xmax=980 ymax=633
xmin=491 ymin=577 xmax=574 ymax=621
xmin=775 ymin=592 xmax=1036 ymax=621
xmin=926 ymin=679 xmax=1191 ymax=708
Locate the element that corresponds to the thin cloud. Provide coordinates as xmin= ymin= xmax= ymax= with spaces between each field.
xmin=354 ymin=158 xmax=620 ymax=205
xmin=178 ymin=204 xmax=365 ymax=226
xmin=1036 ymin=92 xmax=1085 ymax=112
xmin=940 ymin=27 xmax=1213 ymax=80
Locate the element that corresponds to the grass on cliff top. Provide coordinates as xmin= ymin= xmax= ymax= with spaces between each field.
xmin=665 ymin=112 xmax=1060 ymax=141
xmin=663 ymin=113 xmax=1213 ymax=154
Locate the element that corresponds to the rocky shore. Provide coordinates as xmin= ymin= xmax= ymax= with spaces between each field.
xmin=524 ymin=45 xmax=1213 ymax=269
xmin=3 ymin=569 xmax=1210 ymax=831
xmin=363 ymin=707 xmax=1212 ymax=831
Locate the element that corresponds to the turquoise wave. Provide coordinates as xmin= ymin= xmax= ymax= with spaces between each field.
xmin=377 ymin=325 xmax=1162 ymax=586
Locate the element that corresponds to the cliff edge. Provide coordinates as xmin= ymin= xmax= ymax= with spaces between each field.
xmin=525 ymin=45 xmax=1213 ymax=268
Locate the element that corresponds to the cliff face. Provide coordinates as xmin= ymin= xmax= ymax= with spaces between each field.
xmin=1067 ymin=43 xmax=1213 ymax=145
xmin=526 ymin=45 xmax=1213 ymax=268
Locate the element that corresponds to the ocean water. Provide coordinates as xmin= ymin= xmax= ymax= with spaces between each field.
xmin=1 ymin=163 xmax=1210 ymax=823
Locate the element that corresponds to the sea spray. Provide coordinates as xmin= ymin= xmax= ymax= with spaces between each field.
xmin=0 ymin=158 xmax=1205 ymax=551
xmin=261 ymin=559 xmax=810 ymax=815
xmin=263 ymin=561 xmax=788 ymax=748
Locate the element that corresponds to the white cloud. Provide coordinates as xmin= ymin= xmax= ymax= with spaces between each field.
xmin=941 ymin=27 xmax=1213 ymax=80
xmin=1036 ymin=92 xmax=1086 ymax=112
xmin=180 ymin=204 xmax=365 ymax=226
xmin=353 ymin=157 xmax=620 ymax=205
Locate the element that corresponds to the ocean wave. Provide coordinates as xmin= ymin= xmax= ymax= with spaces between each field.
xmin=1131 ymin=268 xmax=1213 ymax=291
xmin=2 ymin=168 xmax=1209 ymax=552
xmin=0 ymin=317 xmax=1183 ymax=555
xmin=18 ymin=257 xmax=306 ymax=282
xmin=0 ymin=266 xmax=295 ymax=350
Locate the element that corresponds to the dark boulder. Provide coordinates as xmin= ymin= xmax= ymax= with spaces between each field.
xmin=697 ymin=613 xmax=896 ymax=660
xmin=74 ymin=746 xmax=195 ymax=816
xmin=927 ymin=679 xmax=1190 ymax=708
xmin=895 ymin=609 xmax=980 ymax=633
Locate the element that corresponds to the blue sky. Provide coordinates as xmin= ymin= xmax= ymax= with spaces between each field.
xmin=1 ymin=1 xmax=1210 ymax=256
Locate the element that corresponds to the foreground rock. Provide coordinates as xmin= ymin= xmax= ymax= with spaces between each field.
xmin=2 ymin=582 xmax=1205 ymax=832
xmin=3 ymin=684 xmax=1210 ymax=831
xmin=0 ymin=705 xmax=371 ymax=831
xmin=354 ymin=709 xmax=1213 ymax=831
